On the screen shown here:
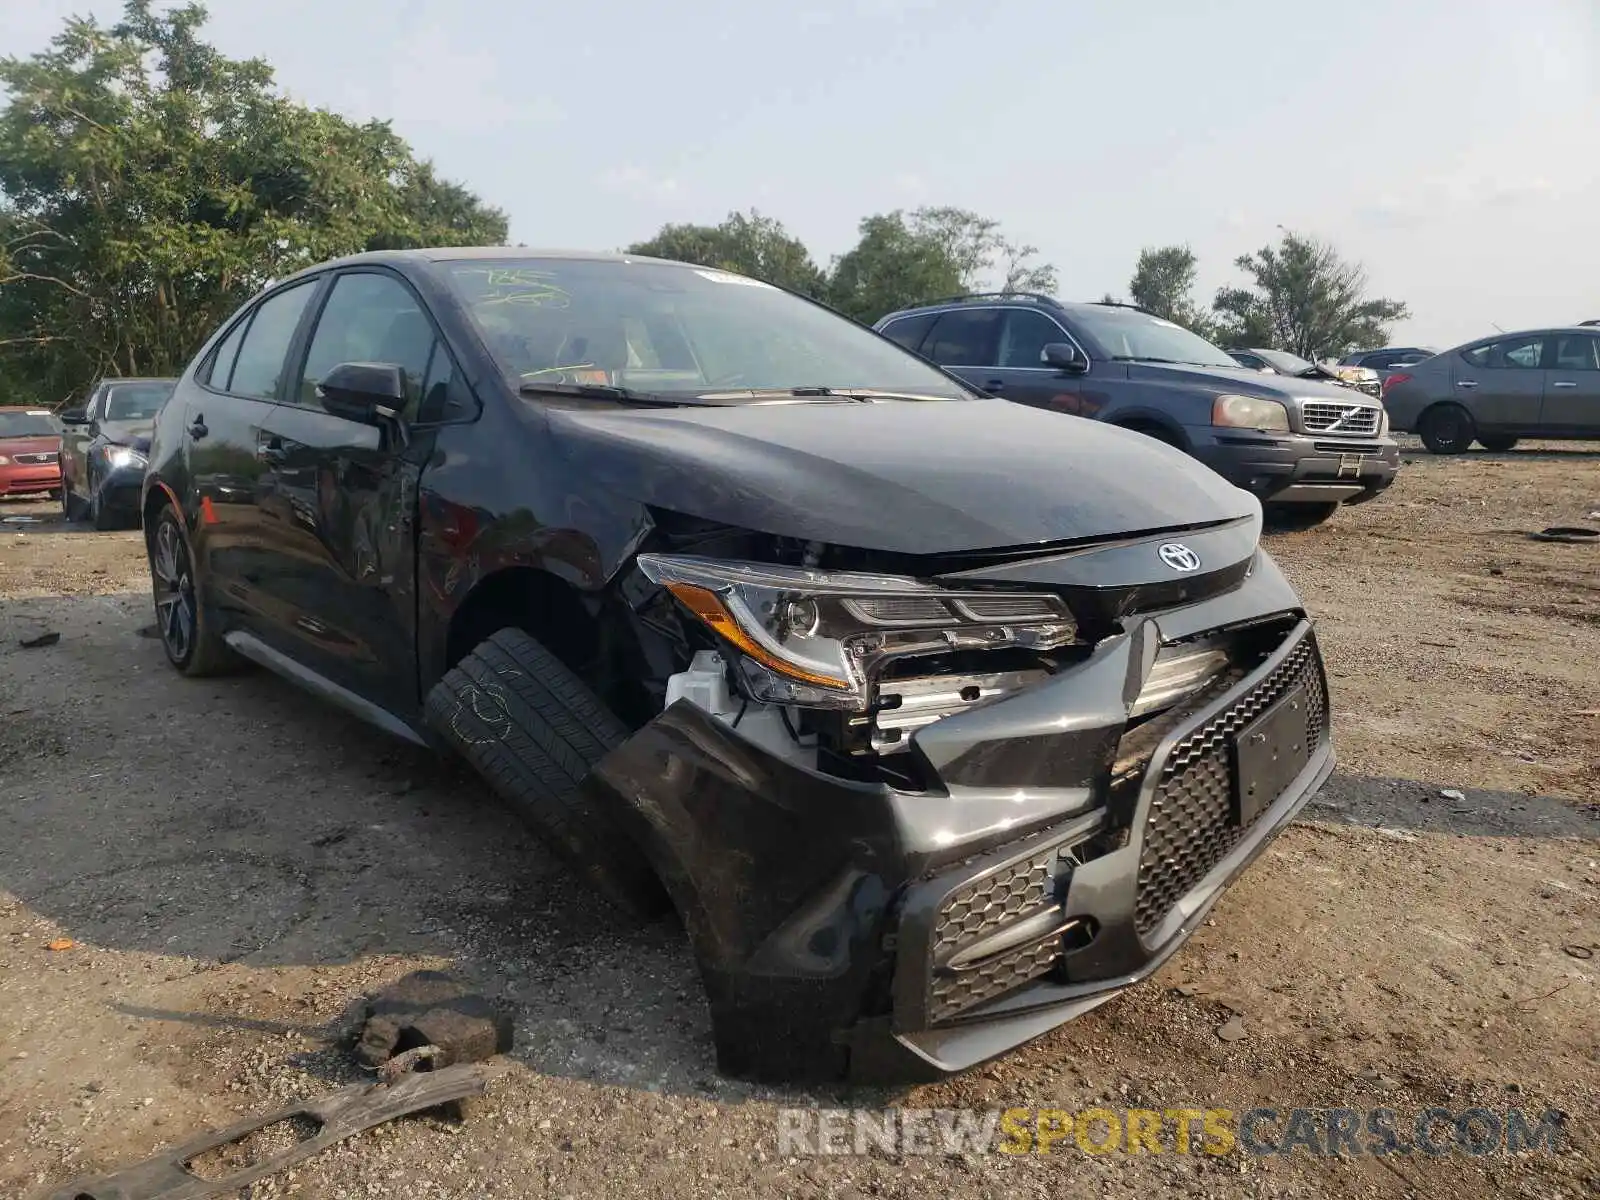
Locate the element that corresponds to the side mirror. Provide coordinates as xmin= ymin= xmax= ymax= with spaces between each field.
xmin=1042 ymin=342 xmax=1087 ymax=374
xmin=59 ymin=409 xmax=88 ymax=425
xmin=317 ymin=362 xmax=406 ymax=427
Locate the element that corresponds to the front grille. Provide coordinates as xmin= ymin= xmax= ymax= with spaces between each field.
xmin=1133 ymin=630 xmax=1328 ymax=940
xmin=1300 ymin=401 xmax=1380 ymax=435
xmin=13 ymin=452 xmax=57 ymax=465
xmin=1312 ymin=441 xmax=1383 ymax=455
xmin=928 ymin=841 xmax=1063 ymax=1023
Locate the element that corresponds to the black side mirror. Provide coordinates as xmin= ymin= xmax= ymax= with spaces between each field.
xmin=59 ymin=409 xmax=88 ymax=425
xmin=317 ymin=362 xmax=407 ymax=427
xmin=1042 ymin=342 xmax=1087 ymax=374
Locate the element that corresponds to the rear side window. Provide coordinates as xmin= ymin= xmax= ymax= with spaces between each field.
xmin=205 ymin=319 xmax=249 ymax=390
xmin=1460 ymin=336 xmax=1545 ymax=370
xmin=997 ymin=309 xmax=1068 ymax=368
xmin=922 ymin=309 xmax=1000 ymax=367
xmin=879 ymin=312 xmax=937 ymax=354
xmin=226 ymin=281 xmax=317 ymax=400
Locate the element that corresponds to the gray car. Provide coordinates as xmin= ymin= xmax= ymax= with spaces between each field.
xmin=1381 ymin=327 xmax=1600 ymax=453
xmin=875 ymin=295 xmax=1400 ymax=527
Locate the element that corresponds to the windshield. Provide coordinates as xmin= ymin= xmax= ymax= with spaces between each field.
xmin=103 ymin=382 xmax=173 ymax=420
xmin=442 ymin=259 xmax=971 ymax=400
xmin=1071 ymin=307 xmax=1239 ymax=368
xmin=0 ymin=410 xmax=60 ymax=439
xmin=1255 ymin=349 xmax=1315 ymax=374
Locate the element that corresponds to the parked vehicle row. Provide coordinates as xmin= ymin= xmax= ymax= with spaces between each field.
xmin=873 ymin=293 xmax=1398 ymax=528
xmin=58 ymin=377 xmax=177 ymax=528
xmin=134 ymin=248 xmax=1337 ymax=1083
xmin=0 ymin=407 xmax=64 ymax=497
xmin=1225 ymin=347 xmax=1381 ymax=397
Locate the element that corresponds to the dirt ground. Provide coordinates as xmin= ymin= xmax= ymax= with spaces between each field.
xmin=1 ymin=441 xmax=1596 ymax=1199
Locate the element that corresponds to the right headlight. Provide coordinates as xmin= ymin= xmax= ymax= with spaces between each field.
xmin=637 ymin=554 xmax=1077 ymax=710
xmin=103 ymin=445 xmax=147 ymax=471
xmin=1211 ymin=393 xmax=1290 ymax=432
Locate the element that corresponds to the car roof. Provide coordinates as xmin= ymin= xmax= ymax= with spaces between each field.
xmin=97 ymin=377 xmax=179 ymax=385
xmin=277 ymin=246 xmax=689 ymax=284
xmin=0 ymin=405 xmax=57 ymax=413
xmin=879 ymin=295 xmax=1160 ymax=322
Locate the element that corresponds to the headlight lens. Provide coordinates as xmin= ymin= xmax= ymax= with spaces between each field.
xmin=1378 ymin=406 xmax=1390 ymax=436
xmin=638 ymin=554 xmax=1077 ymax=710
xmin=1211 ymin=393 xmax=1290 ymax=431
xmin=104 ymin=445 xmax=147 ymax=471
xmin=0 ymin=455 xmax=9 ymax=465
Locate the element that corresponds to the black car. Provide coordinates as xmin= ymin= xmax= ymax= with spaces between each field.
xmin=141 ymin=249 xmax=1336 ymax=1082
xmin=1226 ymin=346 xmax=1382 ymax=398
xmin=874 ymin=295 xmax=1399 ymax=528
xmin=60 ymin=377 xmax=177 ymax=528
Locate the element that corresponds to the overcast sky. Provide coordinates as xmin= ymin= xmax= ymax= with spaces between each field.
xmin=3 ymin=0 xmax=1597 ymax=347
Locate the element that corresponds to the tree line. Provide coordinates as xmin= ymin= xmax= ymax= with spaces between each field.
xmin=0 ymin=2 xmax=1410 ymax=408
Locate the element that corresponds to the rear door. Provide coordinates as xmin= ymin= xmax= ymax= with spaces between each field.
xmin=253 ymin=268 xmax=442 ymax=714
xmin=986 ymin=306 xmax=1086 ymax=415
xmin=1454 ymin=334 xmax=1548 ymax=432
xmin=918 ymin=307 xmax=1002 ymax=393
xmin=1541 ymin=332 xmax=1600 ymax=434
xmin=186 ymin=278 xmax=321 ymax=631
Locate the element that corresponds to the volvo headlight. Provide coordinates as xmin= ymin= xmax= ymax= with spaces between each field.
xmin=1211 ymin=394 xmax=1289 ymax=431
xmin=104 ymin=445 xmax=147 ymax=471
xmin=1378 ymin=406 xmax=1390 ymax=436
xmin=637 ymin=554 xmax=1077 ymax=710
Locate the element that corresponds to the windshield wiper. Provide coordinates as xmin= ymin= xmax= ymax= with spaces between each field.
xmin=695 ymin=386 xmax=956 ymax=402
xmin=518 ymin=381 xmax=703 ymax=407
xmin=1112 ymin=356 xmax=1231 ymax=367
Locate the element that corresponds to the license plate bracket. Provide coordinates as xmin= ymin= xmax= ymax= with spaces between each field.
xmin=1230 ymin=685 xmax=1311 ymax=826
xmin=1338 ymin=453 xmax=1362 ymax=477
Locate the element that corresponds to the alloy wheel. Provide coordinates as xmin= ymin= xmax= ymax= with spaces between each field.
xmin=151 ymin=518 xmax=196 ymax=664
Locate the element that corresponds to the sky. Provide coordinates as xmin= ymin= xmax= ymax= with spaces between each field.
xmin=3 ymin=0 xmax=1598 ymax=348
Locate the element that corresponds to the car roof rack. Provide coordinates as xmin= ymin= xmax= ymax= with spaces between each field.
xmin=916 ymin=291 xmax=1064 ymax=309
xmin=1087 ymin=299 xmax=1160 ymax=317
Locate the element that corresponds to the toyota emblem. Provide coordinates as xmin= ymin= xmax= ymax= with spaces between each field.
xmin=1158 ymin=543 xmax=1201 ymax=573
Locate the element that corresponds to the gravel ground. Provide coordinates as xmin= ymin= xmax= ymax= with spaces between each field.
xmin=0 ymin=441 xmax=1597 ymax=1199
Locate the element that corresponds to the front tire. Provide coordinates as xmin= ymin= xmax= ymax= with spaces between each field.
xmin=1265 ymin=501 xmax=1341 ymax=530
xmin=1418 ymin=404 xmax=1476 ymax=454
xmin=148 ymin=504 xmax=239 ymax=676
xmin=425 ymin=627 xmax=668 ymax=916
xmin=60 ymin=477 xmax=86 ymax=522
xmin=88 ymin=469 xmax=116 ymax=530
xmin=1477 ymin=435 xmax=1519 ymax=452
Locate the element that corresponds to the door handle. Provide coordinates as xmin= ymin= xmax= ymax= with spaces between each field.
xmin=188 ymin=415 xmax=209 ymax=439
xmin=256 ymin=439 xmax=287 ymax=464
xmin=1552 ymin=380 xmax=1577 ymax=388
xmin=1455 ymin=381 xmax=1478 ymax=388
xmin=984 ymin=379 xmax=1006 ymax=394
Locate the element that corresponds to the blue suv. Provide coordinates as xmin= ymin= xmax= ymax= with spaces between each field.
xmin=875 ymin=294 xmax=1400 ymax=526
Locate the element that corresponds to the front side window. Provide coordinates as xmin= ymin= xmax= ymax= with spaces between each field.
xmin=997 ymin=309 xmax=1068 ymax=368
xmin=878 ymin=312 xmax=937 ymax=354
xmin=227 ymin=281 xmax=317 ymax=400
xmin=299 ymin=272 xmax=438 ymax=412
xmin=1461 ymin=336 xmax=1545 ymax=370
xmin=443 ymin=259 xmax=972 ymax=400
xmin=1068 ymin=307 xmax=1238 ymax=367
xmin=102 ymin=382 xmax=174 ymax=420
xmin=1552 ymin=334 xmax=1600 ymax=371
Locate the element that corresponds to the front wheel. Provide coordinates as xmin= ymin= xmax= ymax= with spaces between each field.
xmin=1418 ymin=404 xmax=1476 ymax=454
xmin=1265 ymin=501 xmax=1341 ymax=531
xmin=1477 ymin=435 xmax=1519 ymax=452
xmin=148 ymin=504 xmax=240 ymax=676
xmin=60 ymin=477 xmax=85 ymax=522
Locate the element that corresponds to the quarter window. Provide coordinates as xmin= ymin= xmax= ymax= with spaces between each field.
xmin=227 ymin=281 xmax=317 ymax=400
xmin=922 ymin=309 xmax=1000 ymax=367
xmin=997 ymin=309 xmax=1068 ymax=368
xmin=205 ymin=319 xmax=249 ymax=390
xmin=1461 ymin=336 xmax=1545 ymax=370
xmin=299 ymin=272 xmax=437 ymax=413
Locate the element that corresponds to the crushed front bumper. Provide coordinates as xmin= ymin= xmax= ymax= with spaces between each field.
xmin=584 ymin=557 xmax=1333 ymax=1082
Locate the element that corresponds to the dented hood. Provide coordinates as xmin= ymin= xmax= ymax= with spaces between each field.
xmin=547 ymin=397 xmax=1256 ymax=555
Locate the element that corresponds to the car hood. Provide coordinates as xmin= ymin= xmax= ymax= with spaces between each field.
xmin=546 ymin=397 xmax=1258 ymax=556
xmin=1130 ymin=361 xmax=1370 ymax=403
xmin=97 ymin=418 xmax=154 ymax=447
xmin=0 ymin=436 xmax=60 ymax=456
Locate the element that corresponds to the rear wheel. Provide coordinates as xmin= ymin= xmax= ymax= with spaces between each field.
xmin=1418 ymin=404 xmax=1475 ymax=454
xmin=148 ymin=504 xmax=240 ymax=676
xmin=425 ymin=627 xmax=668 ymax=916
xmin=1265 ymin=501 xmax=1341 ymax=531
xmin=1477 ymin=435 xmax=1519 ymax=452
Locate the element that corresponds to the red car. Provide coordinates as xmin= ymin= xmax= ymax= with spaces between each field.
xmin=0 ymin=407 xmax=63 ymax=498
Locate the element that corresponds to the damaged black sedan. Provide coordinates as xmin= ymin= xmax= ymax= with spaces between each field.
xmin=141 ymin=248 xmax=1335 ymax=1082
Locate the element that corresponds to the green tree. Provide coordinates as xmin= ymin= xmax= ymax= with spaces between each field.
xmin=1128 ymin=244 xmax=1216 ymax=339
xmin=825 ymin=207 xmax=1058 ymax=324
xmin=626 ymin=209 xmax=826 ymax=296
xmin=1211 ymin=231 xmax=1409 ymax=359
xmin=0 ymin=1 xmax=506 ymax=406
